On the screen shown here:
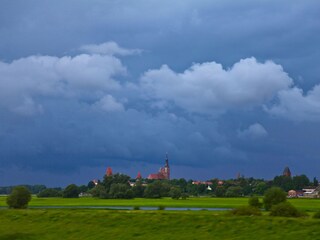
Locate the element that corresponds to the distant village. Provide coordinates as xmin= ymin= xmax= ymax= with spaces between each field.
xmin=91 ymin=155 xmax=320 ymax=199
xmin=1 ymin=155 xmax=319 ymax=199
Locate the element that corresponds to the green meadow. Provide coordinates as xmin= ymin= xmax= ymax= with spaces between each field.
xmin=0 ymin=196 xmax=248 ymax=208
xmin=0 ymin=209 xmax=320 ymax=240
xmin=1 ymin=196 xmax=320 ymax=211
xmin=1 ymin=197 xmax=320 ymax=239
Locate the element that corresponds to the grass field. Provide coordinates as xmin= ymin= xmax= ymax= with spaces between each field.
xmin=0 ymin=209 xmax=320 ymax=240
xmin=1 ymin=196 xmax=320 ymax=211
xmin=1 ymin=197 xmax=320 ymax=239
xmin=0 ymin=196 xmax=248 ymax=208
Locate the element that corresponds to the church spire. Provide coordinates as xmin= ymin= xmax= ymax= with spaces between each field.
xmin=283 ymin=166 xmax=291 ymax=177
xmin=165 ymin=152 xmax=169 ymax=167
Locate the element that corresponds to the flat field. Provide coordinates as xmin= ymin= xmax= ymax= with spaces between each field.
xmin=1 ymin=196 xmax=320 ymax=211
xmin=0 ymin=209 xmax=320 ymax=240
xmin=0 ymin=196 xmax=248 ymax=208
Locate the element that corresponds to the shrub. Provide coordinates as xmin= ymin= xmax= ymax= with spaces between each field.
xmin=229 ymin=206 xmax=261 ymax=216
xmin=248 ymin=196 xmax=262 ymax=208
xmin=269 ymin=202 xmax=304 ymax=217
xmin=158 ymin=205 xmax=165 ymax=210
xmin=313 ymin=211 xmax=320 ymax=219
xmin=263 ymin=187 xmax=287 ymax=210
xmin=133 ymin=206 xmax=140 ymax=210
xmin=181 ymin=193 xmax=189 ymax=200
xmin=6 ymin=186 xmax=31 ymax=209
xmin=63 ymin=184 xmax=80 ymax=198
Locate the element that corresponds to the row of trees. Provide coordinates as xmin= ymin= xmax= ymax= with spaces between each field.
xmin=89 ymin=174 xmax=187 ymax=199
xmin=8 ymin=173 xmax=317 ymax=199
xmin=272 ymin=175 xmax=318 ymax=191
xmin=0 ymin=185 xmax=46 ymax=195
xmin=2 ymin=184 xmax=288 ymax=211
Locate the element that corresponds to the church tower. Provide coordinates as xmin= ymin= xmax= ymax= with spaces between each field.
xmin=163 ymin=153 xmax=170 ymax=180
xmin=106 ymin=167 xmax=113 ymax=176
xmin=283 ymin=166 xmax=291 ymax=177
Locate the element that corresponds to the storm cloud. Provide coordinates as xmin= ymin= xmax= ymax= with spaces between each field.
xmin=0 ymin=1 xmax=320 ymax=186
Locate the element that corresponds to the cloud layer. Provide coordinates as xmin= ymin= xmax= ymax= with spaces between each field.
xmin=1 ymin=46 xmax=320 ymax=181
xmin=266 ymin=85 xmax=320 ymax=121
xmin=0 ymin=0 xmax=320 ymax=185
xmin=238 ymin=123 xmax=268 ymax=139
xmin=0 ymin=47 xmax=127 ymax=115
xmin=80 ymin=42 xmax=142 ymax=56
xmin=141 ymin=58 xmax=293 ymax=114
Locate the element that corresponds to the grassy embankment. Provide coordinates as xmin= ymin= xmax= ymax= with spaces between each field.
xmin=0 ymin=209 xmax=320 ymax=239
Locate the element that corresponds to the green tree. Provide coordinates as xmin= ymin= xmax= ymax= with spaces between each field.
xmin=63 ymin=184 xmax=80 ymax=198
xmin=170 ymin=178 xmax=187 ymax=192
xmin=27 ymin=185 xmax=47 ymax=194
xmin=248 ymin=196 xmax=262 ymax=208
xmin=214 ymin=186 xmax=226 ymax=197
xmin=272 ymin=176 xmax=293 ymax=191
xmin=253 ymin=182 xmax=268 ymax=195
xmin=78 ymin=185 xmax=88 ymax=193
xmin=90 ymin=184 xmax=108 ymax=198
xmin=102 ymin=173 xmax=131 ymax=192
xmin=132 ymin=181 xmax=145 ymax=198
xmin=6 ymin=186 xmax=31 ymax=209
xmin=109 ymin=183 xmax=132 ymax=199
xmin=169 ymin=187 xmax=182 ymax=199
xmin=87 ymin=181 xmax=96 ymax=189
xmin=144 ymin=181 xmax=170 ymax=198
xmin=225 ymin=186 xmax=243 ymax=197
xmin=292 ymin=175 xmax=310 ymax=190
xmin=37 ymin=188 xmax=62 ymax=198
xmin=263 ymin=187 xmax=287 ymax=211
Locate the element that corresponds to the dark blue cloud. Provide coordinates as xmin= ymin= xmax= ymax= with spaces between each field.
xmin=0 ymin=1 xmax=320 ymax=186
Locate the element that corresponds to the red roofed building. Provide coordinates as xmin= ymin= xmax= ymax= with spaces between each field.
xmin=283 ymin=166 xmax=291 ymax=177
xmin=106 ymin=167 xmax=113 ymax=176
xmin=192 ymin=181 xmax=213 ymax=185
xmin=147 ymin=154 xmax=170 ymax=180
xmin=136 ymin=172 xmax=142 ymax=180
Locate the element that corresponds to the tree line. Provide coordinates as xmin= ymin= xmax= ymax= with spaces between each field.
xmin=1 ymin=173 xmax=317 ymax=199
xmin=29 ymin=172 xmax=318 ymax=199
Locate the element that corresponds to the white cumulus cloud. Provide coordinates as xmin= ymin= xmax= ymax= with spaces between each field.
xmin=0 ymin=53 xmax=126 ymax=115
xmin=80 ymin=41 xmax=142 ymax=56
xmin=94 ymin=95 xmax=125 ymax=112
xmin=140 ymin=57 xmax=293 ymax=114
xmin=265 ymin=85 xmax=320 ymax=121
xmin=238 ymin=123 xmax=268 ymax=139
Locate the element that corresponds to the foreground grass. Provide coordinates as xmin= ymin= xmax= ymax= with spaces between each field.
xmin=0 ymin=209 xmax=319 ymax=240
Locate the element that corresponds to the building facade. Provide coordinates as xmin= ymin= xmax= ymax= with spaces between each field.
xmin=147 ymin=155 xmax=170 ymax=180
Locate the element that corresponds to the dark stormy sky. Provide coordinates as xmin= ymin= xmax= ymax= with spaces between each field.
xmin=1 ymin=1 xmax=320 ymax=187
